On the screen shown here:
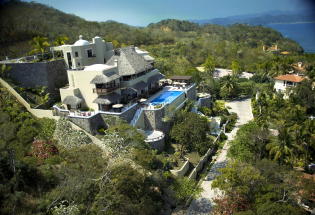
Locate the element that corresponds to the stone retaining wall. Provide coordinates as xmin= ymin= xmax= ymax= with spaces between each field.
xmin=186 ymin=84 xmax=197 ymax=101
xmin=147 ymin=136 xmax=165 ymax=151
xmin=69 ymin=114 xmax=107 ymax=135
xmin=199 ymin=96 xmax=212 ymax=108
xmin=59 ymin=104 xmax=139 ymax=135
xmin=143 ymin=107 xmax=166 ymax=131
xmin=2 ymin=59 xmax=68 ymax=95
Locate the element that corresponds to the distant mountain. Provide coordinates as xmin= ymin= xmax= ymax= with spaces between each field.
xmin=192 ymin=10 xmax=315 ymax=25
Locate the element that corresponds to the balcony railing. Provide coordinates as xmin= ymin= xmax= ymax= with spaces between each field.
xmin=93 ymin=85 xmax=119 ymax=94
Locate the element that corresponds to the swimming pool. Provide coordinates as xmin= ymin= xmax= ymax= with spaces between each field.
xmin=150 ymin=91 xmax=184 ymax=105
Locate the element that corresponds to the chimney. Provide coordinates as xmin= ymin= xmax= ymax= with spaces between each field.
xmin=298 ymin=62 xmax=302 ymax=68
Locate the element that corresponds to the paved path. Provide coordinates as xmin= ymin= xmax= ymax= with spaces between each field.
xmin=187 ymin=98 xmax=253 ymax=215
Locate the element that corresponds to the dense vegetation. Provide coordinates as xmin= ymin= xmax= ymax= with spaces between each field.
xmin=1 ymin=1 xmax=315 ymax=214
xmin=211 ymin=76 xmax=315 ymax=214
xmin=0 ymin=86 xmax=203 ymax=215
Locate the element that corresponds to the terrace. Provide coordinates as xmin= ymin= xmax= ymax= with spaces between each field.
xmin=54 ymin=77 xmax=195 ymax=122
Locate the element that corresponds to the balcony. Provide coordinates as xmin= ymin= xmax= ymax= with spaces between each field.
xmin=93 ymin=85 xmax=119 ymax=94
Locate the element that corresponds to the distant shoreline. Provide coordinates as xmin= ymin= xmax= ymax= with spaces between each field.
xmin=267 ymin=21 xmax=315 ymax=25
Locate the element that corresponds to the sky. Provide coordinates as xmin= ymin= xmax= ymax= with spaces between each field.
xmin=25 ymin=0 xmax=315 ymax=26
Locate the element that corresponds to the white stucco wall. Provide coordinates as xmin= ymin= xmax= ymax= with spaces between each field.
xmin=60 ymin=65 xmax=120 ymax=110
xmin=274 ymin=79 xmax=298 ymax=93
xmin=274 ymin=80 xmax=286 ymax=92
xmin=52 ymin=37 xmax=114 ymax=69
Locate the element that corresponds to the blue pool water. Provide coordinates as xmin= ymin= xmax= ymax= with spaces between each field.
xmin=150 ymin=91 xmax=183 ymax=105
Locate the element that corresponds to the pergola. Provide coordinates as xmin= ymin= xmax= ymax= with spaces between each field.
xmin=169 ymin=76 xmax=192 ymax=84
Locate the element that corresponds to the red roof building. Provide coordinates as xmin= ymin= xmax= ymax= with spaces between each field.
xmin=274 ymin=74 xmax=305 ymax=83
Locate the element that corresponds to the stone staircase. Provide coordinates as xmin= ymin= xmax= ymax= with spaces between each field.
xmin=130 ymin=108 xmax=143 ymax=127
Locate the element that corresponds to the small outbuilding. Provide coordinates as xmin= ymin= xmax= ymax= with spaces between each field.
xmin=169 ymin=76 xmax=192 ymax=85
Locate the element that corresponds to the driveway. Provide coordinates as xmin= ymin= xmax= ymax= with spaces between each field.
xmin=187 ymin=98 xmax=253 ymax=215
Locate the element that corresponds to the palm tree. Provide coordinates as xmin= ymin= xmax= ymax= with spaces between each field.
xmin=292 ymin=119 xmax=315 ymax=167
xmin=231 ymin=60 xmax=241 ymax=76
xmin=202 ymin=55 xmax=216 ymax=76
xmin=220 ymin=75 xmax=238 ymax=99
xmin=266 ymin=126 xmax=294 ymax=165
xmin=29 ymin=36 xmax=50 ymax=58
xmin=53 ymin=35 xmax=69 ymax=46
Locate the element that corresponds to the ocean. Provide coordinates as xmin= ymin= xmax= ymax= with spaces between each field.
xmin=267 ymin=22 xmax=315 ymax=53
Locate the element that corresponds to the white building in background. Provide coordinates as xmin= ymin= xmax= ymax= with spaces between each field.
xmin=274 ymin=74 xmax=305 ymax=93
xmin=51 ymin=35 xmax=115 ymax=69
xmin=53 ymin=36 xmax=164 ymax=111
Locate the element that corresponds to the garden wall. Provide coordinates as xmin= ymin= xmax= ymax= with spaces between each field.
xmin=0 ymin=77 xmax=58 ymax=119
xmin=188 ymin=120 xmax=229 ymax=180
xmin=170 ymin=160 xmax=190 ymax=177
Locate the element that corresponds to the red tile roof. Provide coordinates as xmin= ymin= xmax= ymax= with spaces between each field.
xmin=274 ymin=74 xmax=305 ymax=83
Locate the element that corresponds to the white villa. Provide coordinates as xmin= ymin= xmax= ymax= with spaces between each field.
xmin=52 ymin=36 xmax=199 ymax=150
xmin=53 ymin=36 xmax=164 ymax=111
xmin=274 ymin=74 xmax=305 ymax=93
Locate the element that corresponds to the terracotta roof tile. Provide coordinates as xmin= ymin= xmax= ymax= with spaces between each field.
xmin=274 ymin=74 xmax=305 ymax=83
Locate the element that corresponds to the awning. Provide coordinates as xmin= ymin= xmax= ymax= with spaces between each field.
xmin=147 ymin=73 xmax=165 ymax=85
xmin=90 ymin=73 xmax=120 ymax=84
xmin=62 ymin=96 xmax=82 ymax=106
xmin=132 ymin=81 xmax=148 ymax=91
xmin=93 ymin=92 xmax=120 ymax=105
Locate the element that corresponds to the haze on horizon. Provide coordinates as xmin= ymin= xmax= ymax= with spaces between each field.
xmin=24 ymin=0 xmax=315 ymax=26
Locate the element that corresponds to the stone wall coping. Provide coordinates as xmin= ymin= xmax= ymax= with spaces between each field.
xmin=53 ymin=102 xmax=138 ymax=119
xmin=1 ymin=58 xmax=64 ymax=65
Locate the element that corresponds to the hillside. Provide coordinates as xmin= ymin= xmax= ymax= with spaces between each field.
xmin=0 ymin=1 xmax=137 ymax=58
xmin=0 ymin=0 xmax=305 ymax=75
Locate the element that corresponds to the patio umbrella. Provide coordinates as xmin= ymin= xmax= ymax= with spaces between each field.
xmin=139 ymin=98 xmax=147 ymax=103
xmin=112 ymin=104 xmax=124 ymax=108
